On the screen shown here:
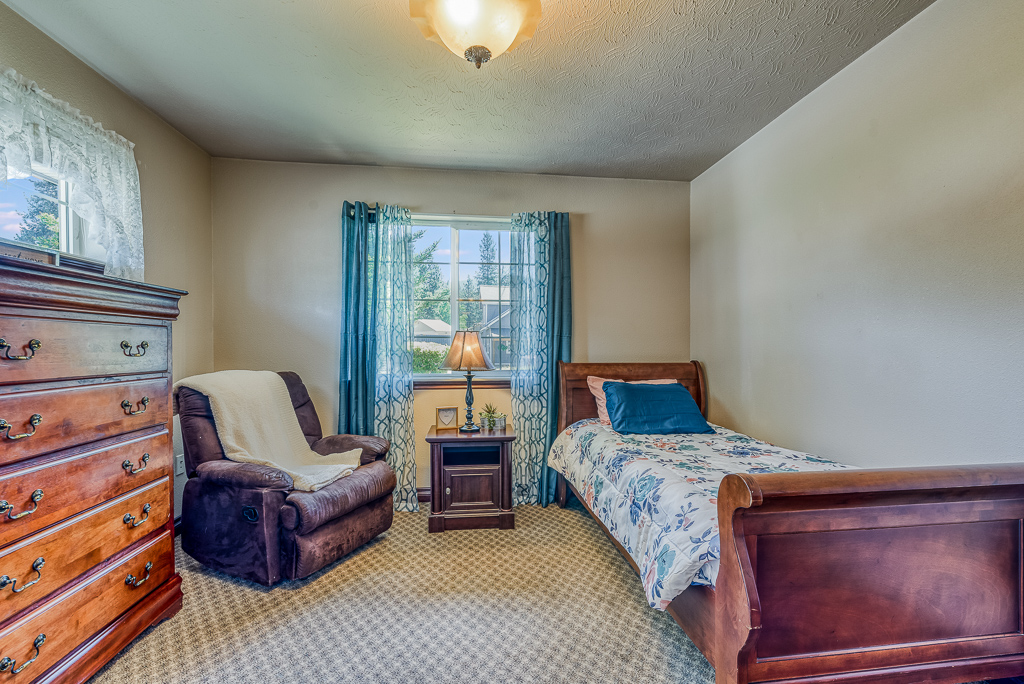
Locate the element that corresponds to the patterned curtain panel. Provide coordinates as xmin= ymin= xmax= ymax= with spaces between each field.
xmin=510 ymin=212 xmax=572 ymax=506
xmin=340 ymin=203 xmax=419 ymax=512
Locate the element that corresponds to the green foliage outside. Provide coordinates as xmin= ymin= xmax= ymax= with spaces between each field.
xmin=13 ymin=180 xmax=60 ymax=251
xmin=459 ymin=231 xmax=505 ymax=330
xmin=412 ymin=345 xmax=448 ymax=374
xmin=413 ymin=229 xmax=450 ymax=322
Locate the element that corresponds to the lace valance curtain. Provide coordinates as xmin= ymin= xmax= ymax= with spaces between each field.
xmin=0 ymin=66 xmax=144 ymax=280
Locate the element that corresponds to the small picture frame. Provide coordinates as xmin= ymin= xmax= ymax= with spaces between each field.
xmin=435 ymin=406 xmax=459 ymax=431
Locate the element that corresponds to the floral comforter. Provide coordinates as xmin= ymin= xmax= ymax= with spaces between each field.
xmin=547 ymin=419 xmax=850 ymax=609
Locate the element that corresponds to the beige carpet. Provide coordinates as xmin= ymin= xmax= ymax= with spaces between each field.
xmin=91 ymin=501 xmax=714 ymax=683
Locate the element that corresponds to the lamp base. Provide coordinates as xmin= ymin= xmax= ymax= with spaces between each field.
xmin=460 ymin=370 xmax=481 ymax=432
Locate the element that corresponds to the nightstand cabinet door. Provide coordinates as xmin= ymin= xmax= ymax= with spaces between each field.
xmin=443 ymin=465 xmax=501 ymax=513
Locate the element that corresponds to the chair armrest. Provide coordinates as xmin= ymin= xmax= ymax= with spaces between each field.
xmin=312 ymin=434 xmax=390 ymax=465
xmin=281 ymin=460 xmax=396 ymax=534
xmin=194 ymin=460 xmax=294 ymax=490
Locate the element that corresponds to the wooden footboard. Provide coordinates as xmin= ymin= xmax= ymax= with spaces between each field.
xmin=716 ymin=464 xmax=1024 ymax=684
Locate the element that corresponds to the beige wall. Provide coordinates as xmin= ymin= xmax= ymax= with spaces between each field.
xmin=211 ymin=160 xmax=690 ymax=484
xmin=690 ymin=0 xmax=1024 ymax=468
xmin=0 ymin=3 xmax=214 ymax=381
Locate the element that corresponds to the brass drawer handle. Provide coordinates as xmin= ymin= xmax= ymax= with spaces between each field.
xmin=124 ymin=503 xmax=152 ymax=528
xmin=120 ymin=340 xmax=149 ymax=357
xmin=125 ymin=561 xmax=153 ymax=589
xmin=0 ymin=338 xmax=41 ymax=361
xmin=0 ymin=414 xmax=42 ymax=441
xmin=121 ymin=397 xmax=150 ymax=416
xmin=0 ymin=558 xmax=45 ymax=594
xmin=0 ymin=490 xmax=43 ymax=520
xmin=0 ymin=634 xmax=45 ymax=674
xmin=122 ymin=453 xmax=150 ymax=475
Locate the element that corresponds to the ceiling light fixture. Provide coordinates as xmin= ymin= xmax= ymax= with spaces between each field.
xmin=410 ymin=0 xmax=542 ymax=69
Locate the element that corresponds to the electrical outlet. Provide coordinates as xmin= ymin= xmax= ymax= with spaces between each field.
xmin=174 ymin=453 xmax=185 ymax=476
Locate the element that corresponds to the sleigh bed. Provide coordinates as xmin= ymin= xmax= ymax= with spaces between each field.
xmin=552 ymin=361 xmax=1024 ymax=684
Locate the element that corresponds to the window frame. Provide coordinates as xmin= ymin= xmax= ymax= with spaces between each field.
xmin=0 ymin=167 xmax=92 ymax=260
xmin=411 ymin=213 xmax=513 ymax=386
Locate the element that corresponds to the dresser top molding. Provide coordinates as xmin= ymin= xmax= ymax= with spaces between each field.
xmin=0 ymin=255 xmax=187 ymax=320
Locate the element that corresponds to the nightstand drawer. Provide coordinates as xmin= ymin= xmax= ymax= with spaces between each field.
xmin=443 ymin=465 xmax=501 ymax=512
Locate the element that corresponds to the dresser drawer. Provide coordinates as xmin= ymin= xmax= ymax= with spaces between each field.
xmin=0 ymin=532 xmax=173 ymax=680
xmin=0 ymin=316 xmax=168 ymax=385
xmin=0 ymin=378 xmax=170 ymax=466
xmin=0 ymin=478 xmax=170 ymax=619
xmin=0 ymin=431 xmax=171 ymax=547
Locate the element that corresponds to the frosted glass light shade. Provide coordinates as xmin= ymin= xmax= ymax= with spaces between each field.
xmin=411 ymin=0 xmax=542 ymax=67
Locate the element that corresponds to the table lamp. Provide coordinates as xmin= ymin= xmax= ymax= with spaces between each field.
xmin=440 ymin=330 xmax=495 ymax=432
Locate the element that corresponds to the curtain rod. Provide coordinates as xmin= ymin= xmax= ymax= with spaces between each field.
xmin=356 ymin=207 xmax=511 ymax=224
xmin=412 ymin=213 xmax=511 ymax=224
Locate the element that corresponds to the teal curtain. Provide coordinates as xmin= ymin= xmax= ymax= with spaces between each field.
xmin=340 ymin=203 xmax=419 ymax=512
xmin=510 ymin=212 xmax=572 ymax=506
xmin=339 ymin=201 xmax=376 ymax=437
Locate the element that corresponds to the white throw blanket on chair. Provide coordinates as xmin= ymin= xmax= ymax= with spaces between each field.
xmin=173 ymin=370 xmax=361 ymax=492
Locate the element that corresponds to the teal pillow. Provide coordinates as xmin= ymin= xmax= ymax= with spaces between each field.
xmin=603 ymin=381 xmax=715 ymax=435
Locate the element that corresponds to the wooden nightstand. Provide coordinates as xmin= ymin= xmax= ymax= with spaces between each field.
xmin=425 ymin=426 xmax=516 ymax=533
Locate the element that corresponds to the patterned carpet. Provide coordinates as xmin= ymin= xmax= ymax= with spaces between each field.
xmin=91 ymin=501 xmax=714 ymax=684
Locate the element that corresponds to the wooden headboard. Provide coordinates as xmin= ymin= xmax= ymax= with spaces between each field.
xmin=557 ymin=361 xmax=708 ymax=432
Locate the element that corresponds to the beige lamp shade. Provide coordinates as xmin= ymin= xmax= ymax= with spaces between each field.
xmin=441 ymin=331 xmax=496 ymax=371
xmin=410 ymin=0 xmax=542 ymax=67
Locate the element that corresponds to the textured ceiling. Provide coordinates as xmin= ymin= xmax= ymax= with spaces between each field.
xmin=2 ymin=0 xmax=934 ymax=181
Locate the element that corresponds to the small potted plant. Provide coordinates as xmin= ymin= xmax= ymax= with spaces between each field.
xmin=480 ymin=403 xmax=507 ymax=430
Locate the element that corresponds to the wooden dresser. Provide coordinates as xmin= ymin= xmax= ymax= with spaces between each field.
xmin=0 ymin=256 xmax=185 ymax=682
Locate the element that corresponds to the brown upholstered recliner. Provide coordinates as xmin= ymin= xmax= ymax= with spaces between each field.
xmin=177 ymin=371 xmax=396 ymax=586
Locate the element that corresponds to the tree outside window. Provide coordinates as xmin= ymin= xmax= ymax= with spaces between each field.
xmin=411 ymin=218 xmax=512 ymax=376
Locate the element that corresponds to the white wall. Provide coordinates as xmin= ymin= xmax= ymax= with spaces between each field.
xmin=690 ymin=0 xmax=1024 ymax=467
xmin=211 ymin=159 xmax=690 ymax=484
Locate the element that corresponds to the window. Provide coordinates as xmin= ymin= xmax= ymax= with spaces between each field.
xmin=412 ymin=215 xmax=512 ymax=379
xmin=0 ymin=170 xmax=101 ymax=260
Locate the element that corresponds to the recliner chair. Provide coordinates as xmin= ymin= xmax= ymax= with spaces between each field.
xmin=176 ymin=371 xmax=396 ymax=585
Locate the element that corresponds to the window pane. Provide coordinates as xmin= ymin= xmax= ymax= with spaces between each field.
xmin=413 ymin=304 xmax=452 ymax=375
xmin=0 ymin=177 xmax=60 ymax=251
xmin=412 ymin=224 xmax=451 ymax=263
xmin=414 ymin=262 xmax=451 ymax=303
xmin=476 ymin=301 xmax=505 ymax=336
xmin=457 ymin=300 xmax=482 ymax=331
xmin=499 ymin=231 xmax=510 ymax=263
xmin=458 ymin=263 xmax=504 ymax=299
xmin=457 ymin=229 xmax=503 ymax=264
xmin=494 ymin=337 xmax=512 ymax=370
xmin=5 ymin=177 xmax=57 ymax=200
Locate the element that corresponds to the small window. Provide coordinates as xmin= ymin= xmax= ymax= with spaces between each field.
xmin=0 ymin=170 xmax=101 ymax=260
xmin=412 ymin=215 xmax=512 ymax=379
